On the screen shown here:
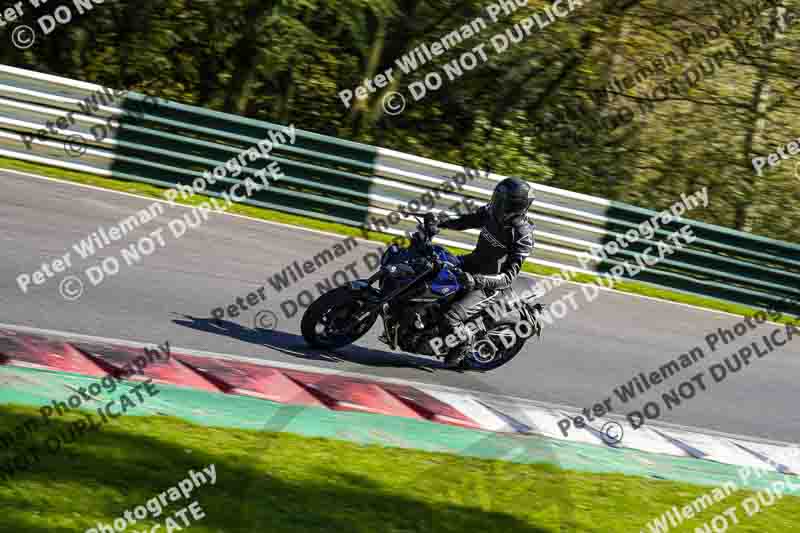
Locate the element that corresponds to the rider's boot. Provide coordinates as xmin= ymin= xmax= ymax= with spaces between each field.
xmin=442 ymin=321 xmax=474 ymax=369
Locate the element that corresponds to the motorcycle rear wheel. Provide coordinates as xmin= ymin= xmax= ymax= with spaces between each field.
xmin=465 ymin=324 xmax=530 ymax=371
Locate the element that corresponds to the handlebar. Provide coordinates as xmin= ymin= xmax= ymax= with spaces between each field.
xmin=398 ymin=211 xmax=439 ymax=241
xmin=394 ymin=211 xmax=464 ymax=276
xmin=397 ymin=210 xmax=436 ymax=222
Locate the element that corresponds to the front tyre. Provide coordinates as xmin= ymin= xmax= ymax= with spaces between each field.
xmin=301 ymin=287 xmax=378 ymax=349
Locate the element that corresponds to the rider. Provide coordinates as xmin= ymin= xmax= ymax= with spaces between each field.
xmin=433 ymin=177 xmax=536 ymax=368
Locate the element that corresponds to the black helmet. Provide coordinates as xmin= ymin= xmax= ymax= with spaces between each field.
xmin=490 ymin=177 xmax=535 ymax=223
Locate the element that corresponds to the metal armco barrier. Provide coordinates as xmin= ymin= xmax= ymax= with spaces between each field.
xmin=0 ymin=65 xmax=798 ymax=313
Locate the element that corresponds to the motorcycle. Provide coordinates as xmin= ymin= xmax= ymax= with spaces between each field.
xmin=301 ymin=212 xmax=545 ymax=370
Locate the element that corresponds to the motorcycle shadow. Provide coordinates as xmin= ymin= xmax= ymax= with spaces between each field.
xmin=171 ymin=314 xmax=442 ymax=372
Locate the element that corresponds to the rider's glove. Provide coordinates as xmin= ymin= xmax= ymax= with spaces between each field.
xmin=423 ymin=212 xmax=440 ymax=235
xmin=457 ymin=271 xmax=476 ymax=291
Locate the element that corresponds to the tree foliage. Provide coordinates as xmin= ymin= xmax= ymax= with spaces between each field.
xmin=5 ymin=0 xmax=799 ymax=241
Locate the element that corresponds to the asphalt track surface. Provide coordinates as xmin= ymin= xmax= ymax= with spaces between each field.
xmin=2 ymin=170 xmax=799 ymax=442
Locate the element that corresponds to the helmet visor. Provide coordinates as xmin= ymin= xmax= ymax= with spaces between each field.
xmin=491 ymin=186 xmax=533 ymax=221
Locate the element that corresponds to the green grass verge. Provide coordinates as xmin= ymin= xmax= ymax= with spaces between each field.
xmin=1 ymin=405 xmax=798 ymax=533
xmin=2 ymin=156 xmax=794 ymax=325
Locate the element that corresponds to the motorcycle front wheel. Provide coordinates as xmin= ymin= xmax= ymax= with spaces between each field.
xmin=301 ymin=287 xmax=379 ymax=349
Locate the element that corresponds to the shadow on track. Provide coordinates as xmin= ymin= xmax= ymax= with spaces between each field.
xmin=171 ymin=314 xmax=442 ymax=372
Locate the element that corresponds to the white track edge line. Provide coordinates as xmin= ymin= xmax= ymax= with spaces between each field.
xmin=0 ymin=321 xmax=796 ymax=449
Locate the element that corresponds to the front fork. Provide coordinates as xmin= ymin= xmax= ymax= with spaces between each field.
xmin=347 ymin=274 xmax=391 ymax=339
xmin=377 ymin=303 xmax=398 ymax=349
xmin=352 ymin=275 xmax=399 ymax=350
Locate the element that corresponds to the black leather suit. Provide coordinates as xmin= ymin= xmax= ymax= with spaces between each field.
xmin=439 ymin=205 xmax=535 ymax=331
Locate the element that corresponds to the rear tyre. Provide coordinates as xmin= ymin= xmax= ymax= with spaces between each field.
xmin=301 ymin=287 xmax=378 ymax=349
xmin=465 ymin=324 xmax=530 ymax=371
